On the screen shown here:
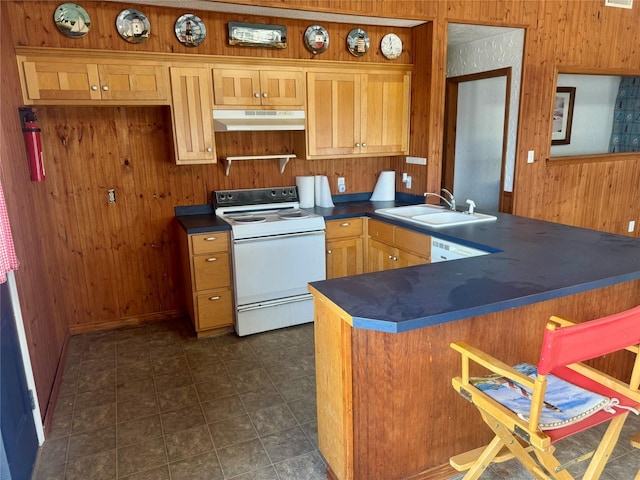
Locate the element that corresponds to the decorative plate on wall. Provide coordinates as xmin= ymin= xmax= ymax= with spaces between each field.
xmin=346 ymin=28 xmax=370 ymax=57
xmin=116 ymin=8 xmax=150 ymax=44
xmin=54 ymin=3 xmax=91 ymax=38
xmin=304 ymin=25 xmax=329 ymax=54
xmin=175 ymin=13 xmax=206 ymax=47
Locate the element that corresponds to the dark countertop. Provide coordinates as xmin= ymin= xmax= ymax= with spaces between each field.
xmin=175 ymin=197 xmax=640 ymax=333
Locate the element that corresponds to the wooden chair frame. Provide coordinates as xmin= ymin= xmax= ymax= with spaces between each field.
xmin=450 ymin=306 xmax=640 ymax=480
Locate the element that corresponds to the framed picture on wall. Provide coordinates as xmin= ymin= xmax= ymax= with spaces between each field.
xmin=552 ymin=87 xmax=576 ymax=145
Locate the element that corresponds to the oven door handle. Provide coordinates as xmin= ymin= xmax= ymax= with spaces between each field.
xmin=237 ymin=293 xmax=312 ymax=312
xmin=233 ymin=230 xmax=325 ymax=244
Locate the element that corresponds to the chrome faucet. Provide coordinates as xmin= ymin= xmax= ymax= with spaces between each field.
xmin=424 ymin=189 xmax=456 ymax=211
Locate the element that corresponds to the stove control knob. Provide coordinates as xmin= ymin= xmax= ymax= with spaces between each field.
xmin=271 ymin=190 xmax=277 ymax=196
xmin=228 ymin=194 xmax=233 ymax=199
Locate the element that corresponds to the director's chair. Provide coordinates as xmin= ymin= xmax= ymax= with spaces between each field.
xmin=450 ymin=305 xmax=640 ymax=480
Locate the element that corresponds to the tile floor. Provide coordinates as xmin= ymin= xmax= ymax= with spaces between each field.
xmin=31 ymin=318 xmax=640 ymax=480
xmin=32 ymin=319 xmax=325 ymax=480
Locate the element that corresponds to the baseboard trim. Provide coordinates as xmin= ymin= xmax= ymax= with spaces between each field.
xmin=68 ymin=309 xmax=186 ymax=334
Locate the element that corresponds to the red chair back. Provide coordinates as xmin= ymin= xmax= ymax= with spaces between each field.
xmin=538 ymin=305 xmax=640 ymax=375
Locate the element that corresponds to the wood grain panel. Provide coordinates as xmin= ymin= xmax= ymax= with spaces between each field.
xmin=0 ymin=2 xmax=68 ymax=425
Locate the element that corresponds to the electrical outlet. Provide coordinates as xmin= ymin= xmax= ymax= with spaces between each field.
xmin=402 ymin=172 xmax=408 ymax=182
xmin=107 ymin=189 xmax=116 ymax=204
xmin=337 ymin=177 xmax=346 ymax=193
xmin=406 ymin=176 xmax=412 ymax=189
xmin=629 ymin=220 xmax=636 ymax=233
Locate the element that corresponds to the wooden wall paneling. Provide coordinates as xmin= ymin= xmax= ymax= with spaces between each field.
xmin=6 ymin=1 xmax=413 ymax=64
xmin=0 ymin=2 xmax=68 ymax=422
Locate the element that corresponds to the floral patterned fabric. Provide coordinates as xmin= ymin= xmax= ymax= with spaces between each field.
xmin=609 ymin=76 xmax=640 ymax=153
xmin=0 ymin=180 xmax=19 ymax=283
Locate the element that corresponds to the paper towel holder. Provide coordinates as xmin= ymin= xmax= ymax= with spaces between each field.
xmin=223 ymin=154 xmax=297 ymax=176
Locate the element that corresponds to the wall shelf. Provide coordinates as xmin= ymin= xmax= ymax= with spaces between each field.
xmin=223 ymin=154 xmax=297 ymax=176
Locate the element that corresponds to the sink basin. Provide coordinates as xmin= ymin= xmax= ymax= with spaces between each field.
xmin=375 ymin=204 xmax=446 ymax=218
xmin=375 ymin=205 xmax=497 ymax=228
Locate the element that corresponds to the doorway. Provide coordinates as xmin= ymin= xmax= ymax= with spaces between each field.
xmin=443 ymin=68 xmax=510 ymax=212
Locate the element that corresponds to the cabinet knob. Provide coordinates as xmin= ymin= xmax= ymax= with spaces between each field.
xmin=101 ymin=85 xmax=109 ymax=91
xmin=327 ymin=249 xmax=332 ymax=254
xmin=388 ymin=255 xmax=394 ymax=260
xmin=206 ymin=257 xmax=218 ymax=262
xmin=208 ymin=296 xmax=221 ymax=301
xmin=355 ymin=143 xmax=360 ymax=147
xmin=204 ymin=237 xmax=217 ymax=241
xmin=254 ymin=92 xmax=260 ymax=98
xmin=362 ymin=143 xmax=367 ymax=147
xmin=340 ymin=222 xmax=350 ymax=227
xmin=262 ymin=92 xmax=268 ymax=98
xmin=91 ymin=85 xmax=99 ymax=91
xmin=206 ymin=147 xmax=213 ymax=153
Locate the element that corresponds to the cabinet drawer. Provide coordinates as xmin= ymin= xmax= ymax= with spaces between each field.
xmin=368 ymin=219 xmax=394 ymax=245
xmin=196 ymin=289 xmax=234 ymax=330
xmin=191 ymin=232 xmax=229 ymax=255
xmin=395 ymin=227 xmax=430 ymax=258
xmin=326 ymin=218 xmax=363 ymax=240
xmin=193 ymin=253 xmax=231 ymax=291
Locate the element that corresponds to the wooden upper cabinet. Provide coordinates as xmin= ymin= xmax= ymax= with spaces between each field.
xmin=306 ymin=72 xmax=361 ymax=157
xmin=212 ymin=67 xmax=304 ymax=107
xmin=18 ymin=55 xmax=169 ymax=105
xmin=362 ymin=72 xmax=411 ymax=155
xmin=306 ymin=69 xmax=410 ymax=158
xmin=169 ymin=66 xmax=216 ymax=165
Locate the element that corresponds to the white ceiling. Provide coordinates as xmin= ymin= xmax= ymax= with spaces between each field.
xmin=103 ymin=0 xmax=425 ymax=27
xmin=104 ymin=1 xmax=521 ymax=44
xmin=448 ymin=23 xmax=522 ymax=46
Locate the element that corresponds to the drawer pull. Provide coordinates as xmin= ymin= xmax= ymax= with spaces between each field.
xmin=340 ymin=223 xmax=350 ymax=227
xmin=206 ymin=258 xmax=218 ymax=262
xmin=204 ymin=237 xmax=217 ymax=241
xmin=101 ymin=85 xmax=109 ymax=91
xmin=327 ymin=249 xmax=332 ymax=254
xmin=208 ymin=296 xmax=221 ymax=301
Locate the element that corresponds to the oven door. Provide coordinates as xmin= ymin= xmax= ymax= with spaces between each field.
xmin=232 ymin=230 xmax=326 ymax=307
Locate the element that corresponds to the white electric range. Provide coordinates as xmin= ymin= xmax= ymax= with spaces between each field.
xmin=214 ymin=187 xmax=326 ymax=336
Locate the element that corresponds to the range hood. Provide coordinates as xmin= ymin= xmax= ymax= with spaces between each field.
xmin=213 ymin=110 xmax=306 ymax=132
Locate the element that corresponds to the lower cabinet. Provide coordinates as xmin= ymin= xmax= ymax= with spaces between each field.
xmin=180 ymin=230 xmax=234 ymax=336
xmin=325 ymin=218 xmax=365 ymax=279
xmin=367 ymin=219 xmax=430 ymax=272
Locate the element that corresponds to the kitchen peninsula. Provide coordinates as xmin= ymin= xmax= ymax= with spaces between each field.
xmin=304 ymin=203 xmax=640 ymax=480
xmin=177 ymin=196 xmax=640 ymax=479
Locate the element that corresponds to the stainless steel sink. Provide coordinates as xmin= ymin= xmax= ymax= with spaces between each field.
xmin=375 ymin=205 xmax=497 ymax=228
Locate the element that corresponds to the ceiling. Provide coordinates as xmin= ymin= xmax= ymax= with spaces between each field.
xmin=105 ymin=0 xmax=521 ymax=44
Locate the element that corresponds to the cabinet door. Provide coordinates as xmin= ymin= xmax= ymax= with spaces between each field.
xmin=306 ymin=72 xmax=361 ymax=157
xmin=169 ymin=67 xmax=216 ymax=165
xmin=395 ymin=248 xmax=429 ymax=268
xmin=21 ymin=60 xmax=101 ymax=101
xmin=367 ymin=239 xmax=396 ymax=273
xmin=97 ymin=63 xmax=168 ymax=102
xmin=260 ymin=70 xmax=304 ymax=106
xmin=361 ymin=72 xmax=410 ymax=155
xmin=326 ymin=237 xmax=364 ymax=279
xmin=212 ymin=68 xmax=262 ymax=106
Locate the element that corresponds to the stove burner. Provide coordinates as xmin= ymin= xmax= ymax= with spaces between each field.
xmin=230 ymin=215 xmax=266 ymax=223
xmin=278 ymin=210 xmax=311 ymax=219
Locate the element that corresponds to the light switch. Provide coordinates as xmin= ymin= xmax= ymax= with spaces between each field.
xmin=527 ymin=150 xmax=535 ymax=163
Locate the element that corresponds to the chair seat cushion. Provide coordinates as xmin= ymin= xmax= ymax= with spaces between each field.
xmin=471 ymin=363 xmax=639 ymax=443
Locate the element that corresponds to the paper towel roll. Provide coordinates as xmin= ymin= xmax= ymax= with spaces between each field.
xmin=369 ymin=171 xmax=396 ymax=201
xmin=314 ymin=175 xmax=334 ymax=208
xmin=296 ymin=176 xmax=315 ymax=208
